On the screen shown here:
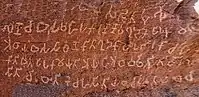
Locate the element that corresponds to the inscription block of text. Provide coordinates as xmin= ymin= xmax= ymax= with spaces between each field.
xmin=1 ymin=0 xmax=199 ymax=97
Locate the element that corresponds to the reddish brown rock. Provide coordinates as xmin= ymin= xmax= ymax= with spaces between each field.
xmin=0 ymin=0 xmax=199 ymax=97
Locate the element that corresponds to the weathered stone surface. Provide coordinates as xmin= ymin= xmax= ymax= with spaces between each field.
xmin=0 ymin=0 xmax=199 ymax=97
xmin=12 ymin=84 xmax=67 ymax=97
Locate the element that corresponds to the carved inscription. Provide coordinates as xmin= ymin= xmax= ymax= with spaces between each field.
xmin=0 ymin=0 xmax=199 ymax=97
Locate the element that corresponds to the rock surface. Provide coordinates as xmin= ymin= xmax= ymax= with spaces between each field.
xmin=0 ymin=0 xmax=199 ymax=97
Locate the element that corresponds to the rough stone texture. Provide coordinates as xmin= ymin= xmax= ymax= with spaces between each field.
xmin=12 ymin=84 xmax=67 ymax=97
xmin=0 ymin=0 xmax=199 ymax=97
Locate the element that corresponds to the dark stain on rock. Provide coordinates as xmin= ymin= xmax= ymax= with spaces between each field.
xmin=12 ymin=84 xmax=68 ymax=97
xmin=159 ymin=87 xmax=177 ymax=97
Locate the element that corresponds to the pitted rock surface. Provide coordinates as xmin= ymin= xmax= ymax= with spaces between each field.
xmin=0 ymin=0 xmax=199 ymax=97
